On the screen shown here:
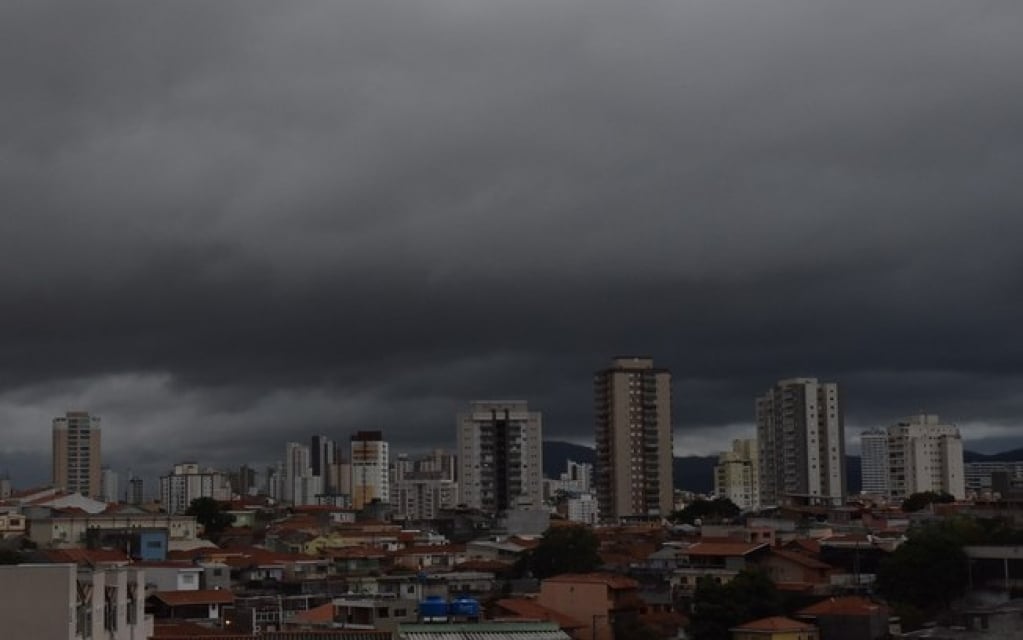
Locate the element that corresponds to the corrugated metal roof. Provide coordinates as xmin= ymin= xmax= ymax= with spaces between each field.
xmin=401 ymin=632 xmax=570 ymax=640
xmin=399 ymin=622 xmax=570 ymax=640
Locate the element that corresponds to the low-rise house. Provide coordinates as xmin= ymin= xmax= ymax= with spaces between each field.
xmin=135 ymin=562 xmax=204 ymax=592
xmin=392 ymin=544 xmax=468 ymax=570
xmin=756 ymin=549 xmax=833 ymax=594
xmin=730 ymin=616 xmax=819 ymax=640
xmin=493 ymin=597 xmax=588 ymax=637
xmin=536 ymin=573 xmax=642 ymax=640
xmin=672 ymin=541 xmax=770 ymax=595
xmin=333 ymin=595 xmax=419 ymax=633
xmin=148 ymin=589 xmax=234 ymax=622
xmin=0 ymin=509 xmax=26 ymax=539
xmin=796 ymin=596 xmax=888 ymax=640
xmin=327 ymin=545 xmax=393 ymax=576
xmin=27 ymin=507 xmax=198 ymax=549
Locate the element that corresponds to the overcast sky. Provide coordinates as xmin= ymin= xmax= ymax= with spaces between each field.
xmin=2 ymin=1 xmax=1023 ymax=487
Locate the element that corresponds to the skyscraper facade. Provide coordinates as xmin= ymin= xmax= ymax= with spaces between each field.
xmin=859 ymin=428 xmax=890 ymax=496
xmin=350 ymin=431 xmax=389 ymax=510
xmin=886 ymin=414 xmax=965 ymax=500
xmin=457 ymin=401 xmax=543 ymax=514
xmin=594 ymin=357 xmax=674 ymax=521
xmin=756 ymin=378 xmax=845 ymax=507
xmin=52 ymin=411 xmax=102 ymax=499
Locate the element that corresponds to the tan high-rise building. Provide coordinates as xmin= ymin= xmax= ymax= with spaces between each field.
xmin=350 ymin=431 xmax=389 ymax=510
xmin=52 ymin=411 xmax=102 ymax=499
xmin=886 ymin=414 xmax=965 ymax=500
xmin=714 ymin=438 xmax=759 ymax=510
xmin=594 ymin=357 xmax=674 ymax=521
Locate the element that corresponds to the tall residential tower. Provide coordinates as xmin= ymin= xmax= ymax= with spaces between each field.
xmin=594 ymin=357 xmax=674 ymax=521
xmin=457 ymin=401 xmax=543 ymax=514
xmin=52 ymin=411 xmax=102 ymax=499
xmin=756 ymin=378 xmax=845 ymax=507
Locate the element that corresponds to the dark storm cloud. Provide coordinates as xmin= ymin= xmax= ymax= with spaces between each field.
xmin=2 ymin=1 xmax=1023 ymax=483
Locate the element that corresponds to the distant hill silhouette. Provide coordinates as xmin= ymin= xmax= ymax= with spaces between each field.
xmin=541 ymin=440 xmax=717 ymax=493
xmin=963 ymin=448 xmax=1023 ymax=463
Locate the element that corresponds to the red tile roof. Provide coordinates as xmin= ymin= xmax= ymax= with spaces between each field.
xmin=153 ymin=589 xmax=235 ymax=606
xmin=289 ymin=602 xmax=335 ymax=624
xmin=798 ymin=596 xmax=885 ymax=617
xmin=495 ymin=598 xmax=586 ymax=629
xmin=768 ymin=549 xmax=832 ymax=570
xmin=685 ymin=541 xmax=768 ymax=557
xmin=43 ymin=548 xmax=130 ymax=565
xmin=732 ymin=616 xmax=815 ymax=632
xmin=543 ymin=573 xmax=639 ymax=590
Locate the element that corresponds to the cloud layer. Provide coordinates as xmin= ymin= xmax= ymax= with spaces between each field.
xmin=2 ymin=1 xmax=1023 ymax=485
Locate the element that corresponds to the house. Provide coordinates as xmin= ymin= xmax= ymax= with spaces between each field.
xmin=796 ymin=596 xmax=888 ymax=640
xmin=148 ymin=589 xmax=234 ymax=622
xmin=672 ymin=541 xmax=770 ymax=595
xmin=493 ymin=597 xmax=588 ymax=637
xmin=536 ymin=573 xmax=641 ymax=640
xmin=756 ymin=549 xmax=833 ymax=594
xmin=332 ymin=595 xmax=419 ymax=633
xmin=730 ymin=616 xmax=819 ymax=640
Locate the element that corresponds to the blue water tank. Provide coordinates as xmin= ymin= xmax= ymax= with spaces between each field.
xmin=419 ymin=596 xmax=449 ymax=619
xmin=449 ymin=597 xmax=480 ymax=618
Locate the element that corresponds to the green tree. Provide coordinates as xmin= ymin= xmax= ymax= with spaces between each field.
xmin=688 ymin=569 xmax=783 ymax=640
xmin=670 ymin=498 xmax=740 ymax=524
xmin=901 ymin=491 xmax=955 ymax=513
xmin=185 ymin=497 xmax=235 ymax=538
xmin=875 ymin=519 xmax=970 ymax=612
xmin=525 ymin=525 xmax=602 ymax=579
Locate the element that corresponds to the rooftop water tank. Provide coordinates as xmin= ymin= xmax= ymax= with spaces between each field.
xmin=419 ymin=596 xmax=449 ymax=620
xmin=449 ymin=597 xmax=480 ymax=619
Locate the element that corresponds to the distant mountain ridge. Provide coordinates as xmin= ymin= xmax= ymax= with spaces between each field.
xmin=542 ymin=440 xmax=1023 ymax=496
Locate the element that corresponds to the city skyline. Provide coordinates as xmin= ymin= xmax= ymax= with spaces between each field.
xmin=3 ymin=3 xmax=1023 ymax=487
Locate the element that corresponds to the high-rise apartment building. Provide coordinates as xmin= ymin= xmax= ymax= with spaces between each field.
xmin=284 ymin=442 xmax=320 ymax=506
xmin=756 ymin=378 xmax=845 ymax=507
xmin=594 ymin=357 xmax=674 ymax=521
xmin=859 ymin=428 xmax=890 ymax=496
xmin=159 ymin=462 xmax=233 ymax=514
xmin=714 ymin=438 xmax=759 ymax=510
xmin=886 ymin=414 xmax=965 ymax=500
xmin=351 ymin=431 xmax=389 ymax=510
xmin=457 ymin=401 xmax=543 ymax=514
xmin=52 ymin=411 xmax=102 ymax=499
xmin=100 ymin=467 xmax=119 ymax=503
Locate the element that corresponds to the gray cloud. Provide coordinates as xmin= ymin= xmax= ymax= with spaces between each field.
xmin=2 ymin=1 xmax=1023 ymax=486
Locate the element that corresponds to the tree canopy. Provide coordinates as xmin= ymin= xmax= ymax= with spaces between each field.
xmin=523 ymin=525 xmax=602 ymax=579
xmin=670 ymin=498 xmax=740 ymax=524
xmin=901 ymin=491 xmax=955 ymax=513
xmin=687 ymin=569 xmax=783 ymax=640
xmin=185 ymin=497 xmax=235 ymax=538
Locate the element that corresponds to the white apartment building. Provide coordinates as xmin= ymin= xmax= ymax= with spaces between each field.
xmin=566 ymin=492 xmax=600 ymax=525
xmin=159 ymin=462 xmax=232 ymax=514
xmin=351 ymin=431 xmax=389 ymax=509
xmin=101 ymin=467 xmax=119 ymax=504
xmin=714 ymin=438 xmax=759 ymax=510
xmin=394 ymin=474 xmax=459 ymax=520
xmin=757 ymin=378 xmax=845 ymax=507
xmin=284 ymin=442 xmax=323 ymax=506
xmin=0 ymin=564 xmax=151 ymax=640
xmin=886 ymin=414 xmax=965 ymax=500
xmin=458 ymin=401 xmax=543 ymax=514
xmin=859 ymin=429 xmax=890 ymax=496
